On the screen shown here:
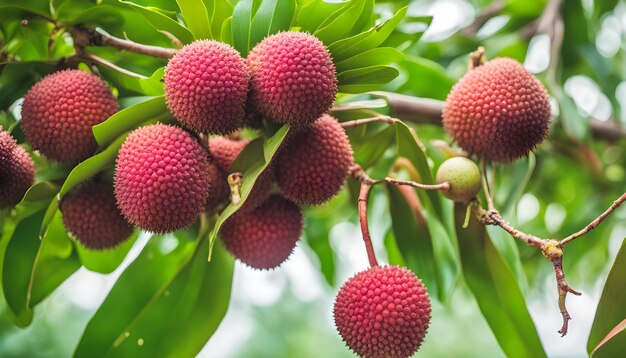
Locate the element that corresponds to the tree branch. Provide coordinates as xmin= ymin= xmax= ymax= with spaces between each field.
xmin=384 ymin=177 xmax=449 ymax=191
xmin=79 ymin=51 xmax=147 ymax=79
xmin=72 ymin=26 xmax=177 ymax=59
xmin=559 ymin=192 xmax=626 ymax=247
xmin=340 ymin=116 xmax=397 ymax=128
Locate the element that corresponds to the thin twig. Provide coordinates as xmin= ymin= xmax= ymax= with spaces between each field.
xmin=560 ymin=192 xmax=626 ymax=247
xmin=80 ymin=52 xmax=147 ymax=79
xmin=474 ymin=205 xmax=545 ymax=248
xmin=384 ymin=177 xmax=449 ymax=191
xmin=480 ymin=161 xmax=495 ymax=211
xmin=72 ymin=26 xmax=177 ymax=58
xmin=340 ymin=116 xmax=397 ymax=128
xmin=358 ymin=181 xmax=379 ymax=268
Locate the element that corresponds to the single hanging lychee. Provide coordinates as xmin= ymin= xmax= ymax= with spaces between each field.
xmin=164 ymin=40 xmax=249 ymax=134
xmin=334 ymin=265 xmax=432 ymax=358
xmin=442 ymin=57 xmax=551 ymax=163
xmin=61 ymin=183 xmax=133 ymax=250
xmin=247 ymin=32 xmax=337 ymax=126
xmin=435 ymin=157 xmax=481 ymax=203
xmin=21 ymin=69 xmax=119 ymax=163
xmin=276 ymin=115 xmax=353 ymax=205
xmin=114 ymin=124 xmax=210 ymax=233
xmin=219 ymin=195 xmax=303 ymax=269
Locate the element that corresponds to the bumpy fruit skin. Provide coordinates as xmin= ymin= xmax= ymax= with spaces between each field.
xmin=443 ymin=58 xmax=551 ymax=162
xmin=21 ymin=69 xmax=119 ymax=163
xmin=208 ymin=136 xmax=273 ymax=211
xmin=435 ymin=157 xmax=481 ymax=203
xmin=219 ymin=195 xmax=303 ymax=269
xmin=277 ymin=115 xmax=353 ymax=205
xmin=205 ymin=163 xmax=230 ymax=213
xmin=164 ymin=40 xmax=248 ymax=134
xmin=207 ymin=137 xmax=250 ymax=172
xmin=247 ymin=32 xmax=337 ymax=126
xmin=334 ymin=266 xmax=431 ymax=358
xmin=61 ymin=184 xmax=134 ymax=250
xmin=114 ymin=124 xmax=210 ymax=233
xmin=0 ymin=130 xmax=35 ymax=209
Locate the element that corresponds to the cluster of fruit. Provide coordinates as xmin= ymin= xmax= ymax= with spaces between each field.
xmin=0 ymin=27 xmax=551 ymax=357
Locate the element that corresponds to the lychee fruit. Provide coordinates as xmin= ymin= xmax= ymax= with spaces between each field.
xmin=205 ymin=163 xmax=230 ymax=213
xmin=208 ymin=136 xmax=274 ymax=211
xmin=219 ymin=195 xmax=303 ymax=269
xmin=164 ymin=40 xmax=249 ymax=134
xmin=61 ymin=183 xmax=133 ymax=250
xmin=114 ymin=124 xmax=210 ymax=233
xmin=207 ymin=136 xmax=250 ymax=172
xmin=0 ymin=130 xmax=35 ymax=209
xmin=21 ymin=69 xmax=119 ymax=163
xmin=247 ymin=32 xmax=337 ymax=126
xmin=334 ymin=265 xmax=431 ymax=358
xmin=442 ymin=57 xmax=551 ymax=162
xmin=435 ymin=157 xmax=481 ymax=203
xmin=276 ymin=115 xmax=353 ymax=205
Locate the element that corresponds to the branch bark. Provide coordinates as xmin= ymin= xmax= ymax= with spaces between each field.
xmin=72 ymin=26 xmax=177 ymax=59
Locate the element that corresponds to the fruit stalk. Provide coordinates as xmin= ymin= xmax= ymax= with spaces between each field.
xmin=72 ymin=26 xmax=177 ymax=58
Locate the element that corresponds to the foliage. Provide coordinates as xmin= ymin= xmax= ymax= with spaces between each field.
xmin=0 ymin=0 xmax=625 ymax=357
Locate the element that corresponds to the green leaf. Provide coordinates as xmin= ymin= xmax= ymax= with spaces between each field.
xmin=394 ymin=122 xmax=459 ymax=301
xmin=92 ymin=96 xmax=168 ymax=147
xmin=455 ymin=203 xmax=546 ymax=358
xmin=297 ymin=0 xmax=348 ymax=34
xmin=338 ymin=66 xmax=399 ymax=93
xmin=75 ymin=235 xmax=233 ymax=357
xmin=314 ymin=0 xmax=366 ymax=45
xmin=329 ymin=7 xmax=407 ymax=61
xmin=206 ymin=0 xmax=233 ymax=40
xmin=231 ymin=0 xmax=254 ymax=56
xmin=120 ymin=1 xmax=194 ymax=44
xmin=591 ymin=320 xmax=626 ymax=358
xmin=386 ymin=184 xmax=437 ymax=298
xmin=249 ymin=0 xmax=295 ymax=49
xmin=208 ymin=124 xmax=290 ymax=258
xmin=76 ymin=232 xmax=138 ymax=274
xmin=98 ymin=66 xmax=165 ymax=98
xmin=349 ymin=124 xmax=396 ymax=170
xmin=395 ymin=56 xmax=455 ymax=100
xmin=588 ymin=238 xmax=626 ymax=356
xmin=335 ymin=47 xmax=403 ymax=73
xmin=2 ymin=209 xmax=80 ymax=327
xmin=20 ymin=181 xmax=60 ymax=203
xmin=0 ymin=0 xmax=51 ymax=17
xmin=177 ymin=0 xmax=213 ymax=39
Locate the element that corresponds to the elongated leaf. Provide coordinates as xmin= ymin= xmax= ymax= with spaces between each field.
xmin=315 ymin=0 xmax=366 ymax=45
xmin=338 ymin=66 xmax=399 ymax=93
xmin=177 ymin=0 xmax=212 ymax=39
xmin=394 ymin=121 xmax=459 ymax=300
xmin=249 ymin=0 xmax=295 ymax=48
xmin=455 ymin=203 xmax=546 ymax=358
xmin=75 ymin=235 xmax=233 ymax=357
xmin=120 ymin=1 xmax=194 ymax=44
xmin=93 ymin=96 xmax=168 ymax=147
xmin=349 ymin=124 xmax=396 ymax=170
xmin=231 ymin=0 xmax=254 ymax=56
xmin=386 ymin=184 xmax=437 ymax=297
xmin=207 ymin=0 xmax=233 ymax=40
xmin=208 ymin=124 xmax=290 ymax=257
xmin=335 ymin=47 xmax=403 ymax=73
xmin=588 ymin=238 xmax=626 ymax=356
xmin=297 ymin=0 xmax=348 ymax=34
xmin=591 ymin=320 xmax=626 ymax=358
xmin=98 ymin=66 xmax=164 ymax=98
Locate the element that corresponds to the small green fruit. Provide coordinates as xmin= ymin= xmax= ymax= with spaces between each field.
xmin=435 ymin=157 xmax=481 ymax=203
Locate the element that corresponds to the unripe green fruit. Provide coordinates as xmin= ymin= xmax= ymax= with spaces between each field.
xmin=435 ymin=157 xmax=481 ymax=203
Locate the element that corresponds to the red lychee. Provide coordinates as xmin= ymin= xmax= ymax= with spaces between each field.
xmin=276 ymin=115 xmax=353 ymax=205
xmin=114 ymin=124 xmax=210 ymax=233
xmin=247 ymin=32 xmax=337 ymax=126
xmin=443 ymin=58 xmax=551 ymax=162
xmin=164 ymin=40 xmax=249 ymax=134
xmin=21 ymin=69 xmax=119 ymax=163
xmin=219 ymin=195 xmax=303 ymax=269
xmin=334 ymin=266 xmax=432 ymax=358
xmin=0 ymin=130 xmax=35 ymax=209
xmin=61 ymin=183 xmax=133 ymax=250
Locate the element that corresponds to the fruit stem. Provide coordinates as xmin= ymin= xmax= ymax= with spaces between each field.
xmin=79 ymin=51 xmax=148 ymax=79
xmin=479 ymin=161 xmax=495 ymax=211
xmin=358 ymin=181 xmax=379 ymax=268
xmin=340 ymin=116 xmax=397 ymax=128
xmin=384 ymin=177 xmax=450 ymax=191
xmin=468 ymin=46 xmax=485 ymax=69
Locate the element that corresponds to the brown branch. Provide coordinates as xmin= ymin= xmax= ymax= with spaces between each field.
xmin=79 ymin=51 xmax=147 ymax=79
xmin=559 ymin=192 xmax=626 ymax=247
xmin=370 ymin=92 xmax=626 ymax=141
xmin=340 ymin=116 xmax=397 ymax=128
xmin=474 ymin=206 xmax=545 ymax=248
xmin=351 ymin=165 xmax=380 ymax=267
xmin=72 ymin=26 xmax=177 ymax=59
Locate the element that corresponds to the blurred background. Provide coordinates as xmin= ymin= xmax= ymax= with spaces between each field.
xmin=1 ymin=0 xmax=626 ymax=357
